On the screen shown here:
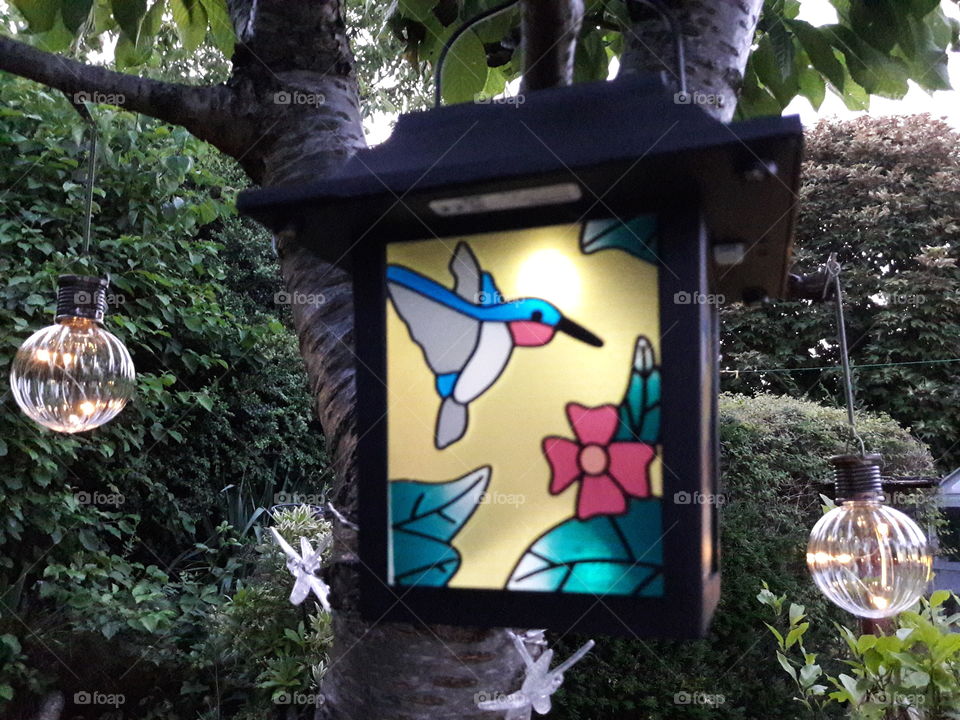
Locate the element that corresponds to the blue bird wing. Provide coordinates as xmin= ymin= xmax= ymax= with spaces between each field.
xmin=480 ymin=272 xmax=501 ymax=306
xmin=387 ymin=266 xmax=480 ymax=376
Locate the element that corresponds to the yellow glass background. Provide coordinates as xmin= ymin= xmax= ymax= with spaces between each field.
xmin=386 ymin=222 xmax=661 ymax=589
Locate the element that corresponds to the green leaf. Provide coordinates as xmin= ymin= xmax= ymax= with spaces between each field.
xmin=440 ymin=29 xmax=488 ymax=105
xmin=574 ymin=31 xmax=609 ymax=83
xmin=199 ymin=0 xmax=235 ymax=56
xmin=110 ymin=0 xmax=147 ymax=41
xmin=390 ymin=466 xmax=490 ymax=586
xmin=12 ymin=0 xmax=59 ymax=32
xmin=140 ymin=613 xmax=160 ymax=632
xmin=164 ymin=155 xmax=194 ymax=175
xmin=785 ymin=622 xmax=809 ymax=649
xmin=507 ymin=499 xmax=663 ymax=595
xmin=838 ymin=70 xmax=870 ymax=110
xmin=399 ymin=0 xmax=438 ymax=22
xmin=787 ymin=20 xmax=845 ymax=90
xmin=798 ymin=64 xmax=826 ymax=109
xmin=140 ymin=0 xmax=164 ymax=37
xmin=767 ymin=18 xmax=796 ymax=80
xmin=737 ymin=61 xmax=782 ymax=118
xmin=799 ymin=663 xmax=821 ymax=689
xmin=61 ymin=0 xmax=94 ymax=32
xmin=826 ymin=24 xmax=909 ymax=97
xmin=115 ymin=31 xmax=152 ymax=68
xmin=789 ymin=602 xmax=805 ymax=626
xmin=764 ymin=622 xmax=785 ymax=649
xmin=170 ymin=0 xmax=208 ymax=51
xmin=753 ymin=34 xmax=799 ymax=107
xmin=930 ymin=589 xmax=950 ymax=607
xmin=838 ymin=673 xmax=863 ymax=704
xmin=776 ymin=651 xmax=797 ymax=681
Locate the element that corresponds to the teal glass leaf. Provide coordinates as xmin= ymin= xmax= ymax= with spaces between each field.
xmin=390 ymin=466 xmax=490 ymax=586
xmin=616 ymin=336 xmax=661 ymax=444
xmin=581 ymin=215 xmax=658 ymax=262
xmin=506 ymin=499 xmax=663 ymax=596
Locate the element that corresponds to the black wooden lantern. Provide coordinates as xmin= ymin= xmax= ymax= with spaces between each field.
xmin=239 ymin=75 xmax=802 ymax=638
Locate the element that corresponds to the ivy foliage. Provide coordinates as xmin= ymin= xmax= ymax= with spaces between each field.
xmin=0 ymin=72 xmax=327 ymax=716
xmin=721 ymin=115 xmax=960 ymax=470
xmin=552 ymin=393 xmax=934 ymax=720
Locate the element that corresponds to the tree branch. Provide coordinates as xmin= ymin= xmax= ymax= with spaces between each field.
xmin=519 ymin=0 xmax=584 ymax=93
xmin=0 ymin=35 xmax=251 ymax=158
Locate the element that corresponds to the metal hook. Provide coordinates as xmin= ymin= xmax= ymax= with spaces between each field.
xmin=627 ymin=0 xmax=688 ymax=98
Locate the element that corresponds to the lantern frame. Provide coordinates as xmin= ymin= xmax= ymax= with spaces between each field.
xmin=239 ymin=74 xmax=802 ymax=637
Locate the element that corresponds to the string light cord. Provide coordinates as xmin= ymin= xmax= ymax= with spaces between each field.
xmin=720 ymin=358 xmax=960 ymax=375
xmin=434 ymin=0 xmax=521 ymax=107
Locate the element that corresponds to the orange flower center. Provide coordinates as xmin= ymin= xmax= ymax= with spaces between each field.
xmin=579 ymin=444 xmax=609 ymax=475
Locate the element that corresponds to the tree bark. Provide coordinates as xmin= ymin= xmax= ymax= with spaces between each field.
xmin=618 ymin=0 xmax=764 ymax=122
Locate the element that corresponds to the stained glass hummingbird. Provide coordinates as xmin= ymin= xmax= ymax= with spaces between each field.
xmin=387 ymin=242 xmax=603 ymax=449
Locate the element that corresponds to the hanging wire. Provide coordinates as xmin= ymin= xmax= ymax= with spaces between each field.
xmin=80 ymin=121 xmax=98 ymax=258
xmin=826 ymin=253 xmax=867 ymax=457
xmin=434 ymin=0 xmax=521 ymax=107
xmin=719 ymin=357 xmax=960 ymax=374
xmin=627 ymin=0 xmax=688 ymax=98
xmin=62 ymin=93 xmax=99 ymax=259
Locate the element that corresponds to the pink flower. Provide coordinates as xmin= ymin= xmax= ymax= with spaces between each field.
xmin=543 ymin=403 xmax=655 ymax=520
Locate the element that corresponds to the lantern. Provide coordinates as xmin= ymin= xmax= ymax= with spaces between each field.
xmin=239 ymin=75 xmax=802 ymax=637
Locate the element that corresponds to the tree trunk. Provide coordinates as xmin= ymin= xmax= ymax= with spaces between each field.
xmin=618 ymin=0 xmax=764 ymax=122
xmin=520 ymin=0 xmax=585 ymax=93
xmin=0 ymin=0 xmax=762 ymax=716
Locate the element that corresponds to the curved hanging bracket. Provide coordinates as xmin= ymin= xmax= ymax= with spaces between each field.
xmin=61 ymin=91 xmax=98 ymax=259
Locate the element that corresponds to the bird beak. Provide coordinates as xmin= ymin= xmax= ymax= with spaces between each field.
xmin=556 ymin=317 xmax=603 ymax=347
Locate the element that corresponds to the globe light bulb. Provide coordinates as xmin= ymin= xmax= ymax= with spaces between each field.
xmin=10 ymin=275 xmax=135 ymax=433
xmin=807 ymin=454 xmax=931 ymax=619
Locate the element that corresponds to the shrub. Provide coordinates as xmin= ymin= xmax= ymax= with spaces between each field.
xmin=552 ymin=393 xmax=934 ymax=720
xmin=0 ymin=73 xmax=327 ymax=716
xmin=720 ymin=115 xmax=960 ymax=470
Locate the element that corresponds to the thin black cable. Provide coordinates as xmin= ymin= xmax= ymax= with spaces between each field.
xmin=434 ymin=0 xmax=521 ymax=107
xmin=61 ymin=92 xmax=98 ymax=259
xmin=826 ymin=253 xmax=867 ymax=457
xmin=627 ymin=0 xmax=687 ymax=98
xmin=81 ymin=127 xmax=97 ymax=258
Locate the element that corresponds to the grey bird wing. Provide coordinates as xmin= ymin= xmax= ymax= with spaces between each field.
xmin=436 ymin=396 xmax=468 ymax=449
xmin=450 ymin=243 xmax=482 ymax=301
xmin=388 ymin=283 xmax=480 ymax=375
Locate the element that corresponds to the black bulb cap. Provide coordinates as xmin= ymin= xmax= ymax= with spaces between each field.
xmin=55 ymin=275 xmax=109 ymax=323
xmin=832 ymin=453 xmax=883 ymax=502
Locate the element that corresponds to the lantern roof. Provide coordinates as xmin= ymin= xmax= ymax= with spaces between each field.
xmin=239 ymin=75 xmax=803 ymax=301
